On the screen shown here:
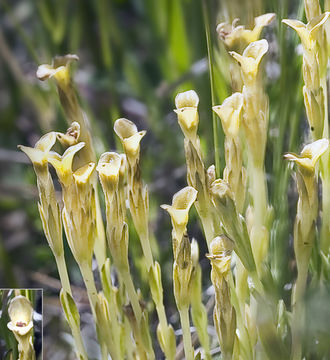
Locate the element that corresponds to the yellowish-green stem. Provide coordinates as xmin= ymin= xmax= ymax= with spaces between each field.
xmin=94 ymin=183 xmax=107 ymax=268
xmin=121 ymin=269 xmax=142 ymax=323
xmin=320 ymin=75 xmax=330 ymax=255
xmin=139 ymin=231 xmax=153 ymax=271
xmin=79 ymin=263 xmax=109 ymax=360
xmin=55 ymin=253 xmax=72 ymax=296
xmin=179 ymin=307 xmax=194 ymax=360
xmin=291 ymin=264 xmax=308 ymax=360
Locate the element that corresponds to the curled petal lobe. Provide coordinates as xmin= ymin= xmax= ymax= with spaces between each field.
xmin=73 ymin=162 xmax=95 ymax=185
xmin=175 ymin=90 xmax=199 ymax=109
xmin=48 ymin=142 xmax=85 ymax=185
xmin=284 ymin=138 xmax=329 ymax=171
xmin=254 ymin=13 xmax=276 ymax=29
xmin=124 ymin=131 xmax=146 ymax=156
xmin=7 ymin=320 xmax=34 ymax=336
xmin=114 ymin=118 xmax=138 ymax=140
xmin=18 ymin=132 xmax=57 ymax=166
xmin=96 ymin=152 xmax=122 ymax=180
xmin=114 ymin=118 xmax=146 ymax=158
xmin=161 ymin=186 xmax=197 ymax=227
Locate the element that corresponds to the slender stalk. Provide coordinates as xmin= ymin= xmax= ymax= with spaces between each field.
xmin=251 ymin=164 xmax=267 ymax=229
xmin=121 ymin=269 xmax=142 ymax=323
xmin=155 ymin=304 xmax=168 ymax=337
xmin=55 ymin=254 xmax=72 ymax=296
xmin=79 ymin=263 xmax=109 ymax=360
xmin=179 ymin=307 xmax=194 ymax=360
xmin=79 ymin=263 xmax=98 ymax=313
xmin=94 ymin=188 xmax=107 ymax=269
xmin=291 ymin=264 xmax=308 ymax=360
xmin=139 ymin=232 xmax=154 ymax=271
xmin=56 ymin=255 xmax=89 ymax=359
xmin=320 ymin=75 xmax=330 ymax=254
xmin=70 ymin=326 xmax=88 ymax=360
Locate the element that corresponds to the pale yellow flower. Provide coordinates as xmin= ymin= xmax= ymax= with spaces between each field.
xmin=282 ymin=13 xmax=329 ymax=60
xmin=212 ymin=92 xmax=243 ymax=137
xmin=217 ymin=14 xmax=275 ymax=49
xmin=57 ymin=122 xmax=81 ymax=147
xmin=284 ymin=138 xmax=329 ymax=172
xmin=114 ymin=118 xmax=146 ymax=161
xmin=18 ymin=132 xmax=57 ymax=167
xmin=161 ymin=186 xmax=197 ymax=230
xmin=96 ymin=152 xmax=122 ymax=184
xmin=174 ymin=90 xmax=199 ymax=141
xmin=36 ymin=54 xmax=79 ymax=87
xmin=161 ymin=186 xmax=198 ymax=256
xmin=7 ymin=296 xmax=34 ymax=337
xmin=230 ymin=39 xmax=269 ymax=82
xmin=48 ymin=142 xmax=85 ymax=186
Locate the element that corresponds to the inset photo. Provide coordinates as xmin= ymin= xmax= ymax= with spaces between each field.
xmin=0 ymin=289 xmax=42 ymax=360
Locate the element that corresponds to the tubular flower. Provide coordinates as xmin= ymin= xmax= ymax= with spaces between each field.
xmin=284 ymin=138 xmax=329 ymax=360
xmin=212 ymin=92 xmax=243 ymax=138
xmin=114 ymin=118 xmax=146 ymax=167
xmin=96 ymin=152 xmax=122 ymax=200
xmin=19 ymin=133 xmax=64 ymax=257
xmin=114 ymin=118 xmax=154 ymax=270
xmin=213 ymin=93 xmax=246 ymax=212
xmin=206 ymin=236 xmax=236 ymax=360
xmin=161 ymin=186 xmax=198 ymax=256
xmin=63 ymin=162 xmax=97 ymax=266
xmin=282 ymin=13 xmax=329 ymax=65
xmin=37 ymin=54 xmax=95 ymax=169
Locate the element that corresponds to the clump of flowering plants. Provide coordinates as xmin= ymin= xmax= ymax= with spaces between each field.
xmin=18 ymin=0 xmax=330 ymax=358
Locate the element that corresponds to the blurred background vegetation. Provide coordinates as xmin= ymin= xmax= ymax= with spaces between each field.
xmin=1 ymin=0 xmax=324 ymax=358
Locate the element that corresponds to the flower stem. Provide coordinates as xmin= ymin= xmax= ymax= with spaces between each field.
xmin=79 ymin=262 xmax=109 ymax=360
xmin=179 ymin=307 xmax=194 ymax=360
xmin=55 ymin=253 xmax=72 ymax=296
xmin=121 ymin=269 xmax=142 ymax=323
